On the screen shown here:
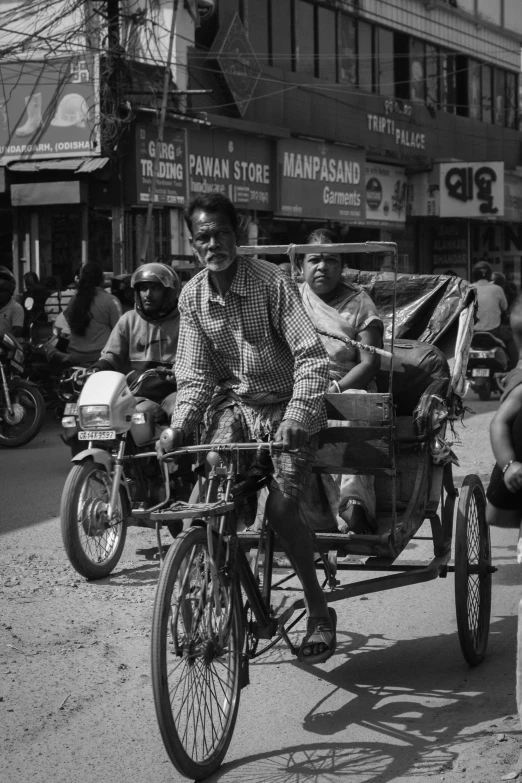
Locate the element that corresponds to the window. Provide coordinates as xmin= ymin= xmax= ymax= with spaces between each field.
xmin=455 ymin=55 xmax=469 ymax=117
xmin=296 ymin=0 xmax=315 ymax=75
xmin=494 ymin=68 xmax=505 ymax=125
xmin=481 ymin=64 xmax=493 ymax=123
xmin=394 ymin=32 xmax=410 ymax=100
xmin=506 ymin=71 xmax=518 ymax=129
xmin=358 ymin=21 xmax=374 ymax=92
xmin=442 ymin=52 xmax=457 ymax=113
xmin=270 ymin=0 xmax=293 ymax=71
xmin=426 ymin=44 xmax=439 ymax=108
xmin=337 ymin=13 xmax=356 ymax=85
xmin=376 ymin=28 xmax=394 ymax=96
xmin=317 ymin=6 xmax=336 ymax=81
xmin=247 ymin=1 xmax=269 ymax=66
xmin=410 ymin=39 xmax=425 ymax=102
xmin=468 ymin=59 xmax=481 ymax=119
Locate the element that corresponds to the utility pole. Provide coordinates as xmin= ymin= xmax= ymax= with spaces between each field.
xmin=107 ymin=0 xmax=125 ymax=274
xmin=139 ymin=0 xmax=179 ymax=263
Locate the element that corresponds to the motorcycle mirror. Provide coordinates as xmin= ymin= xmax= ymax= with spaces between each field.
xmin=25 ymin=297 xmax=34 ymax=311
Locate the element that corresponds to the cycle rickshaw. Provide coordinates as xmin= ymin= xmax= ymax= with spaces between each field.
xmin=148 ymin=242 xmax=493 ymax=780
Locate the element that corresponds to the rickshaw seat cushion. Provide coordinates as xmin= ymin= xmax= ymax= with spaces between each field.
xmin=376 ymin=339 xmax=450 ymax=415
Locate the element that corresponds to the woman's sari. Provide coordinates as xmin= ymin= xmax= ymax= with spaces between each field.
xmin=299 ymin=281 xmax=383 ymax=531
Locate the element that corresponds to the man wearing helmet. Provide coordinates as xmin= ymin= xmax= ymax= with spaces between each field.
xmin=92 ymin=262 xmax=180 ymax=415
xmin=0 ymin=267 xmax=24 ymax=339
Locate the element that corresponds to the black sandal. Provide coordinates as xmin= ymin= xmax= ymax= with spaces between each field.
xmin=297 ymin=608 xmax=337 ymax=665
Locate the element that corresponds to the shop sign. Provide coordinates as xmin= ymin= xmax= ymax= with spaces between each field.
xmin=366 ymin=98 xmax=427 ymax=152
xmin=439 ymin=161 xmax=504 ymax=218
xmin=188 ymin=129 xmax=273 ymax=210
xmin=504 ymin=173 xmax=522 ymax=223
xmin=365 ymin=163 xmax=407 ymax=224
xmin=431 ymin=222 xmax=468 ymax=271
xmin=134 ymin=124 xmax=186 ymax=206
xmin=0 ymin=55 xmax=100 ymax=164
xmin=213 ymin=14 xmax=261 ymax=117
xmin=277 ymin=138 xmax=365 ymax=222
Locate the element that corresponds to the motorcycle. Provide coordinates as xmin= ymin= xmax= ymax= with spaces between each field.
xmin=23 ymin=297 xmax=93 ymax=427
xmin=0 ymin=332 xmax=46 ymax=447
xmin=467 ymin=330 xmax=509 ymax=401
xmin=60 ymin=368 xmax=194 ymax=580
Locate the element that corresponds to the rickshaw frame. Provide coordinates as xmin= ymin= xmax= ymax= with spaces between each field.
xmin=149 ymin=241 xmax=494 ymax=780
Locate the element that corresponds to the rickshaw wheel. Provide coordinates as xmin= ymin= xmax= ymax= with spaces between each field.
xmin=454 ymin=475 xmax=492 ymax=666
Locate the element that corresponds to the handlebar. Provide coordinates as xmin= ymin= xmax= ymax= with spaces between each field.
xmin=159 ymin=441 xmax=285 ymax=464
xmin=129 ymin=366 xmax=175 ymax=392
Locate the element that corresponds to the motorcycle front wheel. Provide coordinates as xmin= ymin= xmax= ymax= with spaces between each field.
xmin=60 ymin=459 xmax=127 ymax=579
xmin=0 ymin=381 xmax=45 ymax=447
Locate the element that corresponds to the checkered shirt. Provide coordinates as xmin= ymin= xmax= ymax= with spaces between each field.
xmin=171 ymin=256 xmax=330 ymax=438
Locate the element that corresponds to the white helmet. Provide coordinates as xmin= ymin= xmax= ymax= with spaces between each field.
xmin=51 ymin=93 xmax=90 ymax=128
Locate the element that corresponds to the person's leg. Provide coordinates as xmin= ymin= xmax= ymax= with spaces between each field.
xmin=486 ymin=501 xmax=521 ymax=528
xmin=268 ymin=440 xmax=336 ymax=661
xmin=265 ymin=490 xmax=328 ymax=619
xmin=492 ymin=325 xmax=518 ymax=368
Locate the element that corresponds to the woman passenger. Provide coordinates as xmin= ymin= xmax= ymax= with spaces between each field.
xmin=299 ymin=228 xmax=383 ymax=535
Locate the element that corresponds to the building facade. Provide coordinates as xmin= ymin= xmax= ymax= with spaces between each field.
xmin=185 ymin=0 xmax=522 ymax=279
xmin=0 ymin=0 xmax=521 ymax=285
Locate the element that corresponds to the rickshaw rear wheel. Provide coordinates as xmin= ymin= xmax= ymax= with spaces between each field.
xmin=454 ymin=475 xmax=492 ymax=666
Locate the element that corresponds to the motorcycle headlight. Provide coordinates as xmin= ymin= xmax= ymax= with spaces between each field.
xmin=79 ymin=405 xmax=111 ymax=429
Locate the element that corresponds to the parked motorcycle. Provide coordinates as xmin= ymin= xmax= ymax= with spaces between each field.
xmin=60 ymin=368 xmax=194 ymax=579
xmin=0 ymin=332 xmax=46 ymax=447
xmin=467 ymin=330 xmax=509 ymax=401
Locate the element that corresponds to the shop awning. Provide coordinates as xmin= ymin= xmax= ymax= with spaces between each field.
xmin=8 ymin=157 xmax=109 ymax=173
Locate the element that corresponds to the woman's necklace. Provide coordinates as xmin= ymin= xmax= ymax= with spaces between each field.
xmin=324 ymin=284 xmax=344 ymax=308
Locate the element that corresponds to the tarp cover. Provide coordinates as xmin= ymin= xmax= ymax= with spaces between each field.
xmin=343 ymin=270 xmax=475 ymax=345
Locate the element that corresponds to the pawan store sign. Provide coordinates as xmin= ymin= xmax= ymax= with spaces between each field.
xmin=277 ymin=139 xmax=365 ymax=223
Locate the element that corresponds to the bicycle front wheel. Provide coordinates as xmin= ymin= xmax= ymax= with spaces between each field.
xmin=151 ymin=526 xmax=242 ymax=780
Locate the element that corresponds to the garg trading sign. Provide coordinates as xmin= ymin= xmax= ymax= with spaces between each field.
xmin=134 ymin=124 xmax=186 ymax=206
xmin=277 ymin=139 xmax=365 ymax=222
xmin=440 ymin=161 xmax=504 ymax=218
xmin=0 ymin=55 xmax=100 ymax=164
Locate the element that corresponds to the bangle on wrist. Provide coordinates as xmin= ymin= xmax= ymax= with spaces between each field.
xmin=331 ymin=380 xmax=341 ymax=394
xmin=502 ymin=459 xmax=515 ymax=475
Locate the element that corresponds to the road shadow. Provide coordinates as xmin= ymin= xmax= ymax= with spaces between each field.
xmin=206 ymin=615 xmax=519 ymax=783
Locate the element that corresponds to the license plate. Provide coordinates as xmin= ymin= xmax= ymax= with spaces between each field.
xmin=64 ymin=403 xmax=78 ymax=415
xmin=472 ymin=368 xmax=490 ymax=377
xmin=78 ymin=430 xmax=116 ymax=441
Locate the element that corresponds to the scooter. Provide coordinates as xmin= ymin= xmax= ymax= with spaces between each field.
xmin=467 ymin=330 xmax=509 ymax=401
xmin=0 ymin=332 xmax=46 ymax=447
xmin=60 ymin=368 xmax=195 ymax=579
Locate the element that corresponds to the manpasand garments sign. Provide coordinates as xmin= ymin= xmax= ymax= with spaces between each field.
xmin=277 ymin=139 xmax=365 ymax=222
xmin=439 ymin=161 xmax=504 ymax=218
xmin=0 ymin=55 xmax=100 ymax=164
xmin=188 ymin=128 xmax=272 ymax=210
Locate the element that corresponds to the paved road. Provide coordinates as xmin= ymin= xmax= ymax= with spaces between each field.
xmin=0 ymin=414 xmax=70 ymax=534
xmin=2 ymin=395 xmax=522 ymax=783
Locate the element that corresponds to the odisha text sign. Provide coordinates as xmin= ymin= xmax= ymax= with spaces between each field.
xmin=439 ymin=161 xmax=504 ymax=218
xmin=136 ymin=125 xmax=186 ymax=206
xmin=278 ymin=139 xmax=365 ymax=221
xmin=0 ymin=56 xmax=100 ymax=164
xmin=188 ymin=128 xmax=273 ymax=210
